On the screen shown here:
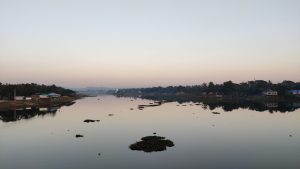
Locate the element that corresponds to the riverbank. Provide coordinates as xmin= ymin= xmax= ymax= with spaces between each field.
xmin=115 ymin=92 xmax=300 ymax=102
xmin=0 ymin=96 xmax=80 ymax=111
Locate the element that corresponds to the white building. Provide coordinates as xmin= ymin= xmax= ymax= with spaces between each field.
xmin=39 ymin=94 xmax=49 ymax=99
xmin=263 ymin=90 xmax=278 ymax=96
xmin=25 ymin=97 xmax=32 ymax=100
xmin=48 ymin=93 xmax=61 ymax=98
xmin=15 ymin=96 xmax=25 ymax=100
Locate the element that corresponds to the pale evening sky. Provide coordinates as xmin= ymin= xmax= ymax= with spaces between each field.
xmin=0 ymin=0 xmax=299 ymax=88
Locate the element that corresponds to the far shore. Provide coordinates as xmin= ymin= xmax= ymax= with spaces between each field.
xmin=0 ymin=96 xmax=80 ymax=111
xmin=115 ymin=93 xmax=300 ymax=102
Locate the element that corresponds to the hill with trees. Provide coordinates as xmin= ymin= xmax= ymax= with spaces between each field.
xmin=0 ymin=83 xmax=75 ymax=100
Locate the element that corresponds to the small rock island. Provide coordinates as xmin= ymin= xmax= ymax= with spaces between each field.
xmin=129 ymin=136 xmax=174 ymax=153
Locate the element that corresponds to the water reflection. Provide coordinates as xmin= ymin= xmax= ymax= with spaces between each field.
xmin=202 ymin=101 xmax=299 ymax=113
xmin=122 ymin=95 xmax=300 ymax=113
xmin=0 ymin=107 xmax=57 ymax=122
xmin=0 ymin=102 xmax=75 ymax=122
xmin=0 ymin=107 xmax=54 ymax=122
xmin=0 ymin=96 xmax=299 ymax=169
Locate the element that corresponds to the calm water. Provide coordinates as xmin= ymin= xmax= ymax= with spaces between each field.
xmin=1 ymin=96 xmax=299 ymax=169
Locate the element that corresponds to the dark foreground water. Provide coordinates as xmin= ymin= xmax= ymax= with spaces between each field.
xmin=0 ymin=96 xmax=299 ymax=169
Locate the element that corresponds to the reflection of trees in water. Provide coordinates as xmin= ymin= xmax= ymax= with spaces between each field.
xmin=0 ymin=107 xmax=58 ymax=122
xmin=131 ymin=95 xmax=299 ymax=113
xmin=202 ymin=101 xmax=298 ymax=113
xmin=0 ymin=101 xmax=76 ymax=122
xmin=64 ymin=102 xmax=75 ymax=106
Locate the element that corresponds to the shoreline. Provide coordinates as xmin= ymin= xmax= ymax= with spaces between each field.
xmin=115 ymin=93 xmax=300 ymax=102
xmin=0 ymin=96 xmax=80 ymax=111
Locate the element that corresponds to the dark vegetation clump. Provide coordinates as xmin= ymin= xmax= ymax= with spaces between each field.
xmin=75 ymin=134 xmax=84 ymax=138
xmin=129 ymin=136 xmax=174 ymax=153
xmin=83 ymin=119 xmax=100 ymax=123
xmin=212 ymin=112 xmax=221 ymax=114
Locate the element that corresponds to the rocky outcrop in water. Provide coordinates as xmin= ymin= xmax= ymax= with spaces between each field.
xmin=83 ymin=119 xmax=100 ymax=123
xmin=75 ymin=134 xmax=84 ymax=138
xmin=129 ymin=136 xmax=174 ymax=153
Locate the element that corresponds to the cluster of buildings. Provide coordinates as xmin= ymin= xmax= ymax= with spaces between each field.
xmin=14 ymin=93 xmax=61 ymax=101
xmin=198 ymin=90 xmax=300 ymax=97
xmin=288 ymin=90 xmax=300 ymax=95
xmin=262 ymin=90 xmax=278 ymax=96
xmin=263 ymin=90 xmax=300 ymax=96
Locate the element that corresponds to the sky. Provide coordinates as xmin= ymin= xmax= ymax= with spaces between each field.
xmin=0 ymin=0 xmax=299 ymax=88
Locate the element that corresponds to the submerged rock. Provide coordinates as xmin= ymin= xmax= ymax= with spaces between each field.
xmin=75 ymin=134 xmax=84 ymax=138
xmin=108 ymin=114 xmax=114 ymax=116
xmin=129 ymin=136 xmax=174 ymax=153
xmin=84 ymin=119 xmax=100 ymax=123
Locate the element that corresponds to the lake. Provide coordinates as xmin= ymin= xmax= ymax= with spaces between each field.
xmin=0 ymin=95 xmax=299 ymax=169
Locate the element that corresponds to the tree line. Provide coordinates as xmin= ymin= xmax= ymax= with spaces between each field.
xmin=116 ymin=80 xmax=300 ymax=97
xmin=0 ymin=83 xmax=75 ymax=100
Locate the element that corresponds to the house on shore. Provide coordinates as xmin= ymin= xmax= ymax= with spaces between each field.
xmin=48 ymin=93 xmax=61 ymax=101
xmin=31 ymin=93 xmax=62 ymax=101
xmin=31 ymin=94 xmax=40 ymax=101
xmin=48 ymin=93 xmax=61 ymax=98
xmin=25 ymin=97 xmax=32 ymax=100
xmin=265 ymin=102 xmax=278 ymax=108
xmin=288 ymin=90 xmax=300 ymax=96
xmin=263 ymin=90 xmax=278 ymax=96
xmin=39 ymin=94 xmax=49 ymax=99
xmin=15 ymin=96 xmax=25 ymax=100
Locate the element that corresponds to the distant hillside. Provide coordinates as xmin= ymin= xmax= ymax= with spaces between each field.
xmin=0 ymin=83 xmax=75 ymax=100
